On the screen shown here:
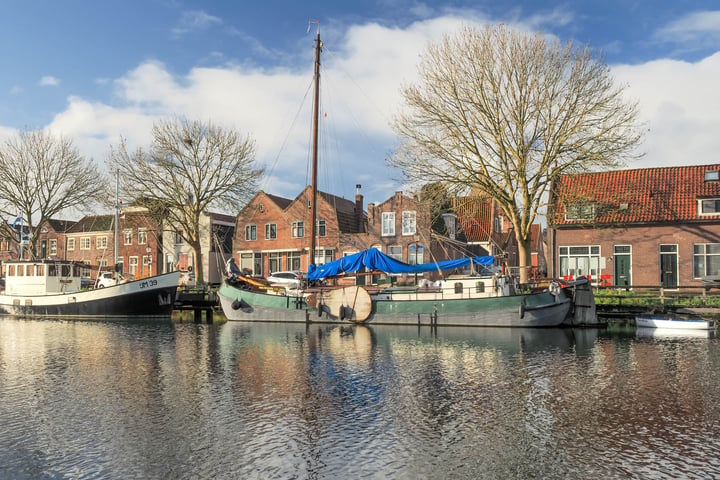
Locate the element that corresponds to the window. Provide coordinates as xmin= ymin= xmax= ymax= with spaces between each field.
xmin=142 ymin=255 xmax=152 ymax=276
xmin=408 ymin=244 xmax=424 ymax=265
xmin=382 ymin=212 xmax=395 ymax=236
xmin=316 ymin=219 xmax=326 ymax=237
xmin=705 ymin=171 xmax=720 ymax=182
xmin=564 ymin=203 xmax=596 ymax=221
xmin=67 ymin=238 xmax=75 ymax=251
xmin=268 ymin=252 xmax=280 ymax=273
xmin=96 ymin=236 xmax=108 ymax=249
xmin=493 ymin=216 xmax=503 ymax=233
xmin=245 ymin=224 xmax=257 ymax=241
xmin=128 ymin=256 xmax=139 ymax=275
xmin=174 ymin=229 xmax=183 ymax=245
xmin=292 ymin=221 xmax=304 ymax=238
xmin=699 ymin=198 xmax=720 ymax=215
xmin=694 ymin=243 xmax=720 ymax=278
xmin=287 ymin=252 xmax=302 ymax=271
xmin=80 ymin=237 xmax=91 ymax=250
xmin=138 ymin=228 xmax=147 ymax=245
xmin=123 ymin=229 xmax=133 ymax=246
xmin=50 ymin=239 xmax=57 ymax=256
xmin=558 ymin=245 xmax=601 ymax=279
xmin=402 ymin=211 xmax=416 ymax=235
xmin=387 ymin=245 xmax=402 ymax=261
xmin=314 ymin=248 xmax=333 ymax=266
xmin=265 ymin=223 xmax=277 ymax=240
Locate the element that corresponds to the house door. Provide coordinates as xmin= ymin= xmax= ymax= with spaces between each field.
xmin=613 ymin=245 xmax=631 ymax=287
xmin=659 ymin=244 xmax=678 ymax=289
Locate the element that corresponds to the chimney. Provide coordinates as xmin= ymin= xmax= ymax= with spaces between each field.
xmin=355 ymin=184 xmax=364 ymax=232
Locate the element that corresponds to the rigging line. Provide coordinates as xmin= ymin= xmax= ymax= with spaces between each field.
xmin=320 ymin=47 xmax=392 ymax=163
xmin=262 ymin=76 xmax=316 ymax=194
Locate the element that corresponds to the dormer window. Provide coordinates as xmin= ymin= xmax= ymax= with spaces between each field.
xmin=705 ymin=171 xmax=720 ymax=182
xmin=565 ymin=203 xmax=596 ymax=221
xmin=699 ymin=198 xmax=720 ymax=216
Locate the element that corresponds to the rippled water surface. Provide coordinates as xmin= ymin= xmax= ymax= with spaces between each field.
xmin=2 ymin=317 xmax=720 ymax=479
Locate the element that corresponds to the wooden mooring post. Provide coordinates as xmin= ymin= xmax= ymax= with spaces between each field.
xmin=174 ymin=288 xmax=218 ymax=324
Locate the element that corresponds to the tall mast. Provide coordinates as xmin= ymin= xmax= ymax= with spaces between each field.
xmin=115 ymin=169 xmax=119 ymax=268
xmin=309 ymin=27 xmax=321 ymax=268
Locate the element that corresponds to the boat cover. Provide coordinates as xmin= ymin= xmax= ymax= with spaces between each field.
xmin=307 ymin=248 xmax=493 ymax=281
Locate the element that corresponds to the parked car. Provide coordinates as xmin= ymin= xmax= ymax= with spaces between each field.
xmin=267 ymin=270 xmax=304 ymax=288
xmin=95 ymin=271 xmax=117 ymax=288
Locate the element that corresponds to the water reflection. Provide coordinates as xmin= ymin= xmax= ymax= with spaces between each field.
xmin=1 ymin=318 xmax=720 ymax=479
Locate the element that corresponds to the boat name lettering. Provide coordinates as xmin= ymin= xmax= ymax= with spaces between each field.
xmin=139 ymin=279 xmax=158 ymax=289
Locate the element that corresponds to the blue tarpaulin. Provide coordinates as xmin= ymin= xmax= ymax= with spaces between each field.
xmin=307 ymin=248 xmax=494 ymax=281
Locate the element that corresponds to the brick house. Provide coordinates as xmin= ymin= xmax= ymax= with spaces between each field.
xmin=37 ymin=219 xmax=76 ymax=260
xmin=65 ymin=208 xmax=162 ymax=281
xmin=363 ymin=191 xmax=430 ymax=262
xmin=232 ymin=185 xmax=366 ymax=277
xmin=548 ymin=164 xmax=720 ymax=288
xmin=454 ymin=196 xmax=546 ymax=278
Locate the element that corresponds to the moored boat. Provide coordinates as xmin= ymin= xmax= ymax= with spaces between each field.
xmin=635 ymin=315 xmax=715 ymax=330
xmin=307 ymin=248 xmax=584 ymax=327
xmin=0 ymin=259 xmax=181 ymax=318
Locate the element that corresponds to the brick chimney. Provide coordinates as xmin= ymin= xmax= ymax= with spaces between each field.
xmin=355 ymin=184 xmax=364 ymax=232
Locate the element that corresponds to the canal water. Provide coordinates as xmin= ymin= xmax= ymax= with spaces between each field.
xmin=1 ymin=317 xmax=719 ymax=479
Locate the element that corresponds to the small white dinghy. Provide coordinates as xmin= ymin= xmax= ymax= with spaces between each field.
xmin=635 ymin=315 xmax=715 ymax=330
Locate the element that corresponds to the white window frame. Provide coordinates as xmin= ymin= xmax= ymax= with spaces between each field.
xmin=49 ymin=239 xmax=57 ymax=256
xmin=265 ymin=223 xmax=277 ymax=240
xmin=245 ymin=224 xmax=257 ymax=241
xmin=67 ymin=238 xmax=75 ymax=251
xmin=123 ymin=228 xmax=133 ymax=246
xmin=138 ymin=228 xmax=148 ymax=245
xmin=694 ymin=243 xmax=720 ymax=278
xmin=382 ymin=212 xmax=395 ymax=236
xmin=96 ymin=236 xmax=108 ymax=249
xmin=401 ymin=211 xmax=416 ymax=236
xmin=80 ymin=237 xmax=91 ymax=250
xmin=698 ymin=198 xmax=720 ymax=216
xmin=387 ymin=245 xmax=402 ymax=261
xmin=292 ymin=221 xmax=304 ymax=238
xmin=128 ymin=256 xmax=139 ymax=275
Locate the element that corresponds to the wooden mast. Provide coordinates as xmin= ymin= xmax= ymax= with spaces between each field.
xmin=309 ymin=27 xmax=321 ymax=269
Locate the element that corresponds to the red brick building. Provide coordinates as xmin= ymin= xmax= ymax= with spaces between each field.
xmin=65 ymin=208 xmax=162 ymax=280
xmin=548 ymin=164 xmax=720 ymax=288
xmin=232 ymin=186 xmax=435 ymax=282
xmin=233 ymin=185 xmax=366 ymax=276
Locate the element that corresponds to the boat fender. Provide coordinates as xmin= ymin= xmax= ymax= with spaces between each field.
xmin=549 ymin=281 xmax=561 ymax=302
xmin=231 ymin=299 xmax=252 ymax=312
xmin=318 ymin=301 xmax=324 ymax=317
xmin=519 ymin=303 xmax=525 ymax=319
xmin=340 ymin=304 xmax=346 ymax=320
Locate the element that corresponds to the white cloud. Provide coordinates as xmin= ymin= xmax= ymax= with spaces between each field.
xmin=655 ymin=10 xmax=720 ymax=50
xmin=27 ymin=13 xmax=720 ymax=206
xmin=172 ymin=10 xmax=222 ymax=35
xmin=39 ymin=76 xmax=60 ymax=86
xmin=612 ymin=52 xmax=720 ymax=169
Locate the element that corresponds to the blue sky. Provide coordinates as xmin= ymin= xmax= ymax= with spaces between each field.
xmin=1 ymin=1 xmax=719 ymax=215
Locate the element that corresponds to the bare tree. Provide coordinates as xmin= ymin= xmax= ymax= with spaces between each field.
xmin=391 ymin=24 xmax=643 ymax=283
xmin=109 ymin=118 xmax=263 ymax=285
xmin=0 ymin=130 xmax=107 ymax=258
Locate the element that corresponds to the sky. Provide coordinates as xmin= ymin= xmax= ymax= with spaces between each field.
xmin=1 ymin=1 xmax=719 ymax=217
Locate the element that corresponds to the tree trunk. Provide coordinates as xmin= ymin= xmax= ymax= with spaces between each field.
xmin=193 ymin=243 xmax=204 ymax=285
xmin=517 ymin=236 xmax=532 ymax=285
